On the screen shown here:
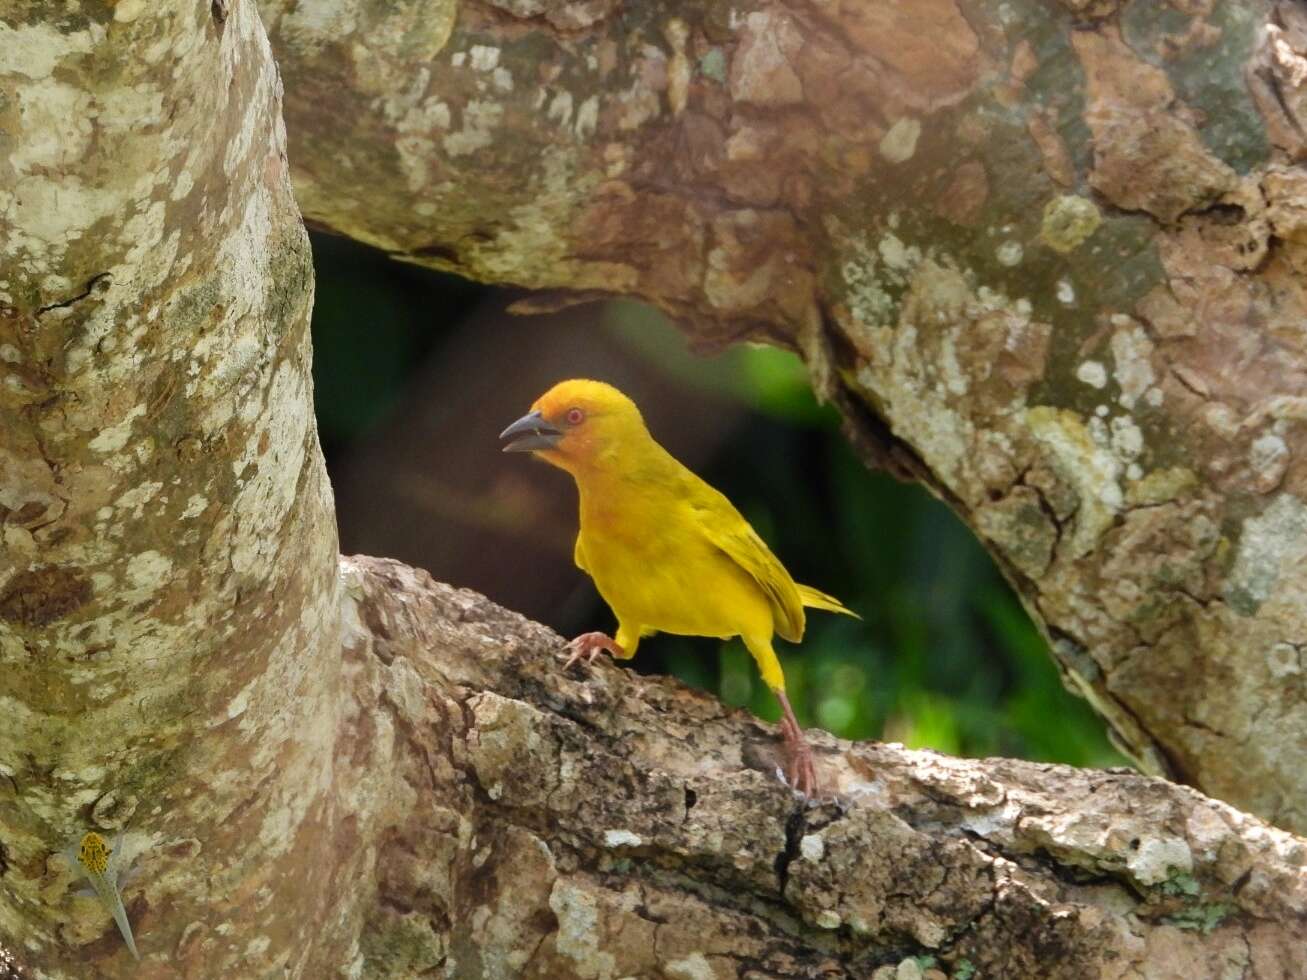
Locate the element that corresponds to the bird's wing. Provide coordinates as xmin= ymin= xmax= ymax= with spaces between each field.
xmin=691 ymin=487 xmax=806 ymax=642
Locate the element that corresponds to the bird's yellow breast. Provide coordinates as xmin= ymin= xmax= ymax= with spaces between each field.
xmin=576 ymin=483 xmax=773 ymax=639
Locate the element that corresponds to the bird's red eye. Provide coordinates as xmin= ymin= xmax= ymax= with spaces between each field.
xmin=566 ymin=407 xmax=584 ymax=425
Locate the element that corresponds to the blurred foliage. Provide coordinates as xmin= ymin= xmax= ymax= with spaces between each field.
xmin=310 ymin=235 xmax=484 ymax=455
xmin=310 ymin=237 xmax=1124 ymax=770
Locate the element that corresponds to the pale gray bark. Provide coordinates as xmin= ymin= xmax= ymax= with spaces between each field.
xmin=0 ymin=1 xmax=346 ymax=974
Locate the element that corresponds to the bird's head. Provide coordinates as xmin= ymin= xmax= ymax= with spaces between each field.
xmin=500 ymin=379 xmax=646 ymax=472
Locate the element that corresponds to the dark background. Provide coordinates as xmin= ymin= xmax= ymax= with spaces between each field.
xmin=311 ymin=231 xmax=1122 ymax=766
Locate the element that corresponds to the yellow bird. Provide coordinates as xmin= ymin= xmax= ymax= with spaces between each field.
xmin=500 ymin=379 xmax=858 ymax=795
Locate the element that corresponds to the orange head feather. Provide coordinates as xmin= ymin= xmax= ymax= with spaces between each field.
xmin=500 ymin=379 xmax=649 ymax=474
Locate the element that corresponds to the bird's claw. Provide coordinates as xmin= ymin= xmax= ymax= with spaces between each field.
xmin=564 ymin=632 xmax=624 ymax=670
xmin=776 ymin=691 xmax=819 ymax=799
xmin=783 ymin=734 xmax=818 ymax=799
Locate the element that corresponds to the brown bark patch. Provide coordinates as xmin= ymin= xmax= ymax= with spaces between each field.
xmin=935 ymin=159 xmax=990 ymax=226
xmin=1059 ymin=0 xmax=1124 ymax=18
xmin=836 ymin=0 xmax=982 ymax=109
xmin=1074 ymin=26 xmax=1235 ymax=221
xmin=786 ymin=807 xmax=993 ymax=943
xmin=0 ymin=566 xmax=92 ymax=627
xmin=1027 ymin=108 xmax=1077 ymax=187
xmin=1253 ymin=6 xmax=1307 ymax=159
xmin=1263 ymin=165 xmax=1307 ymax=242
xmin=729 ymin=9 xmax=805 ymax=107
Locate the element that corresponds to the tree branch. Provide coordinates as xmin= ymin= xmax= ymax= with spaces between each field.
xmin=339 ymin=556 xmax=1307 ymax=978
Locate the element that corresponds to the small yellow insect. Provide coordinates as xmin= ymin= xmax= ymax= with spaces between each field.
xmin=77 ymin=832 xmax=111 ymax=876
xmin=66 ymin=830 xmax=140 ymax=961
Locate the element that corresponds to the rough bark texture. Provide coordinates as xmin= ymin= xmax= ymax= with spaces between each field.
xmin=5 ymin=0 xmax=1307 ymax=977
xmin=308 ymin=557 xmax=1307 ymax=978
xmin=0 ymin=1 xmax=345 ymax=974
xmin=262 ymin=0 xmax=1307 ymax=833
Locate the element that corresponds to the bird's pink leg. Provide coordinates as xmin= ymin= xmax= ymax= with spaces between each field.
xmin=564 ymin=631 xmax=625 ymax=670
xmin=776 ymin=690 xmax=818 ymax=798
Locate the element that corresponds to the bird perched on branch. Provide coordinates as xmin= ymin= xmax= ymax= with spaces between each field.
xmin=500 ymin=379 xmax=858 ymax=796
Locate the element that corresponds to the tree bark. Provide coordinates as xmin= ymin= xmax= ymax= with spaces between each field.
xmin=4 ymin=0 xmax=1307 ymax=977
xmin=336 ymin=557 xmax=1307 ymax=980
xmin=0 ymin=1 xmax=344 ymax=974
xmin=260 ymin=0 xmax=1307 ymax=834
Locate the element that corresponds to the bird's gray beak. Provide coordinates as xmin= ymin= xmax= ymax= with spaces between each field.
xmin=499 ymin=410 xmax=563 ymax=453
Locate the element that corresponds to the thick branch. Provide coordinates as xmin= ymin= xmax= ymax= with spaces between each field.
xmin=340 ymin=556 xmax=1307 ymax=979
xmin=262 ymin=0 xmax=1307 ymax=832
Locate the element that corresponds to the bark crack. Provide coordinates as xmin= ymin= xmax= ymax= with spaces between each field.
xmin=773 ymin=803 xmax=807 ymax=898
xmin=34 ymin=273 xmax=110 ymax=318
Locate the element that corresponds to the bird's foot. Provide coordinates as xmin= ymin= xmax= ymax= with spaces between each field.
xmin=776 ymin=691 xmax=819 ymax=799
xmin=782 ymin=732 xmax=818 ymax=800
xmin=564 ymin=632 xmax=625 ymax=670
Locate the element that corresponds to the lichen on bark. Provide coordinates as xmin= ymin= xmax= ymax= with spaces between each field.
xmin=1 ymin=2 xmax=345 ymax=974
xmin=334 ymin=558 xmax=1307 ymax=980
xmin=5 ymin=0 xmax=1307 ymax=976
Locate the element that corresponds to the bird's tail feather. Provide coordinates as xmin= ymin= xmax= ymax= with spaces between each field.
xmin=797 ymin=584 xmax=860 ymax=619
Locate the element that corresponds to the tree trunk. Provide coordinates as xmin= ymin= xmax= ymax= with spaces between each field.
xmin=261 ymin=0 xmax=1307 ymax=834
xmin=3 ymin=1 xmax=1307 ymax=977
xmin=0 ymin=1 xmax=344 ymax=974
